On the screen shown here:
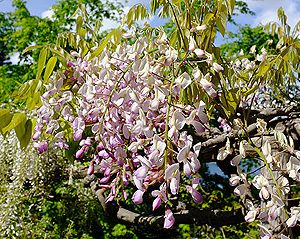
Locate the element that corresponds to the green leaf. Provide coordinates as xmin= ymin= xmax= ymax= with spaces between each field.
xmin=0 ymin=111 xmax=13 ymax=135
xmin=22 ymin=45 xmax=42 ymax=54
xmin=48 ymin=47 xmax=67 ymax=62
xmin=216 ymin=11 xmax=227 ymax=36
xmin=228 ymin=0 xmax=235 ymax=15
xmin=26 ymin=92 xmax=42 ymax=110
xmin=44 ymin=56 xmax=57 ymax=81
xmin=36 ymin=48 xmax=48 ymax=80
xmin=90 ymin=35 xmax=110 ymax=59
xmin=122 ymin=4 xmax=149 ymax=28
xmin=15 ymin=119 xmax=32 ymax=149
xmin=2 ymin=113 xmax=26 ymax=135
xmin=76 ymin=15 xmax=83 ymax=33
xmin=0 ymin=109 xmax=10 ymax=118
xmin=150 ymin=0 xmax=159 ymax=14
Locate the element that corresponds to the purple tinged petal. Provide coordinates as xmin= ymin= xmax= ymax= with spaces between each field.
xmin=193 ymin=142 xmax=202 ymax=157
xmin=192 ymin=177 xmax=200 ymax=189
xmin=98 ymin=150 xmax=109 ymax=159
xmin=190 ymin=155 xmax=201 ymax=173
xmin=100 ymin=176 xmax=110 ymax=183
xmin=151 ymin=190 xmax=160 ymax=197
xmin=170 ymin=177 xmax=179 ymax=195
xmin=123 ymin=190 xmax=128 ymax=200
xmin=87 ymin=161 xmax=94 ymax=175
xmin=34 ymin=141 xmax=48 ymax=154
xmin=165 ymin=163 xmax=179 ymax=180
xmin=230 ymin=155 xmax=243 ymax=166
xmin=74 ymin=129 xmax=83 ymax=141
xmin=76 ymin=147 xmax=85 ymax=159
xmin=164 ymin=209 xmax=175 ymax=229
xmin=234 ymin=184 xmax=248 ymax=197
xmin=259 ymin=186 xmax=270 ymax=200
xmin=229 ymin=175 xmax=240 ymax=186
xmin=171 ymin=110 xmax=186 ymax=130
xmin=286 ymin=215 xmax=297 ymax=227
xmin=183 ymin=162 xmax=192 ymax=176
xmin=32 ymin=131 xmax=41 ymax=140
xmin=105 ymin=194 xmax=115 ymax=203
xmin=134 ymin=166 xmax=147 ymax=180
xmin=114 ymin=147 xmax=127 ymax=160
xmin=133 ymin=176 xmax=144 ymax=191
xmin=104 ymin=168 xmax=111 ymax=177
xmin=245 ymin=210 xmax=257 ymax=222
xmin=132 ymin=190 xmax=144 ymax=205
xmin=186 ymin=185 xmax=203 ymax=203
xmin=177 ymin=146 xmax=190 ymax=163
xmin=191 ymin=120 xmax=205 ymax=134
xmin=152 ymin=197 xmax=162 ymax=211
xmin=268 ymin=205 xmax=278 ymax=221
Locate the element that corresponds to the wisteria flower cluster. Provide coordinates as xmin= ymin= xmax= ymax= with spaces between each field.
xmin=28 ymin=2 xmax=300 ymax=235
xmin=229 ymin=123 xmax=300 ymax=238
xmin=32 ymin=30 xmax=220 ymax=228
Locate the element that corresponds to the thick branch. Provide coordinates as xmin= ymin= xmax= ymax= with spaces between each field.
xmin=83 ymin=175 xmax=245 ymax=228
xmin=117 ymin=207 xmax=244 ymax=228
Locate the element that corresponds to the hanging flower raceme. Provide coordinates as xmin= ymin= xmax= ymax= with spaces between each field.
xmin=32 ymin=29 xmax=210 ymax=229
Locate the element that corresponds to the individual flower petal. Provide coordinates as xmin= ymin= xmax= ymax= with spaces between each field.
xmin=87 ymin=161 xmax=95 ymax=175
xmin=230 ymin=154 xmax=243 ymax=166
xmin=280 ymin=235 xmax=290 ymax=239
xmin=259 ymin=186 xmax=270 ymax=200
xmin=252 ymin=175 xmax=269 ymax=189
xmin=171 ymin=110 xmax=186 ymax=130
xmin=175 ymin=72 xmax=191 ymax=89
xmin=152 ymin=196 xmax=162 ymax=211
xmin=76 ymin=147 xmax=85 ymax=159
xmin=165 ymin=163 xmax=179 ymax=180
xmin=164 ymin=209 xmax=175 ymax=229
xmin=286 ymin=215 xmax=297 ymax=227
xmin=258 ymin=224 xmax=272 ymax=239
xmin=268 ymin=205 xmax=279 ymax=221
xmin=234 ymin=184 xmax=248 ymax=197
xmin=190 ymin=155 xmax=201 ymax=173
xmin=133 ymin=176 xmax=144 ymax=191
xmin=245 ymin=210 xmax=257 ymax=222
xmin=134 ymin=166 xmax=147 ymax=180
xmin=34 ymin=141 xmax=48 ymax=154
xmin=194 ymin=48 xmax=206 ymax=58
xmin=177 ymin=146 xmax=190 ymax=163
xmin=170 ymin=177 xmax=179 ymax=195
xmin=191 ymin=120 xmax=205 ymax=134
xmin=212 ymin=62 xmax=224 ymax=72
xmin=229 ymin=175 xmax=240 ymax=186
xmin=193 ymin=142 xmax=202 ymax=157
xmin=132 ymin=190 xmax=144 ymax=205
xmin=183 ymin=161 xmax=193 ymax=176
xmin=186 ymin=185 xmax=202 ymax=203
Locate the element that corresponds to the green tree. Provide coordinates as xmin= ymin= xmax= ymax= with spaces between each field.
xmin=0 ymin=0 xmax=123 ymax=103
xmin=221 ymin=25 xmax=278 ymax=58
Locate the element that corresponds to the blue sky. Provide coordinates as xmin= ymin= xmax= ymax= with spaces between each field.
xmin=1 ymin=0 xmax=300 ymax=28
xmin=1 ymin=0 xmax=300 ymax=64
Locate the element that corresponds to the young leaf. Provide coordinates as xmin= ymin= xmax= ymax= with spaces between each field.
xmin=44 ymin=56 xmax=57 ymax=81
xmin=22 ymin=45 xmax=42 ymax=54
xmin=0 ymin=110 xmax=13 ymax=134
xmin=36 ymin=48 xmax=48 ymax=80
xmin=2 ymin=113 xmax=26 ymax=134
xmin=15 ymin=119 xmax=32 ymax=149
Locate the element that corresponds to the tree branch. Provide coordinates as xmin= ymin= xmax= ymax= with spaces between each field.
xmin=83 ymin=175 xmax=245 ymax=228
